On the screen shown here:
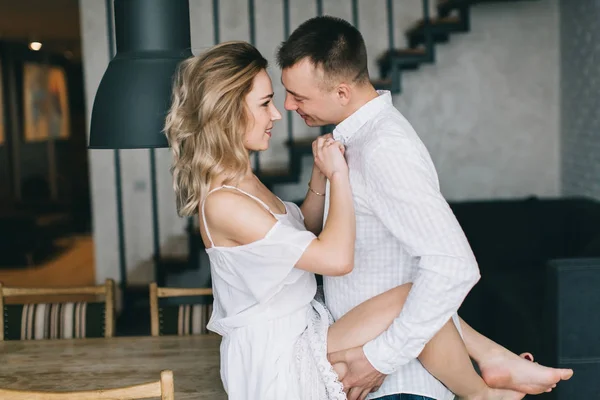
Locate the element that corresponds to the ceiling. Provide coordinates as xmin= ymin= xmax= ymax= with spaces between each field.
xmin=0 ymin=0 xmax=81 ymax=58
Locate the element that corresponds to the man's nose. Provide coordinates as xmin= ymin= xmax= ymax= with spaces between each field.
xmin=284 ymin=94 xmax=296 ymax=111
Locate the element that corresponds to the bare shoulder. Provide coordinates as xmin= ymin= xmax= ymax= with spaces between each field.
xmin=203 ymin=189 xmax=277 ymax=246
xmin=203 ymin=188 xmax=251 ymax=216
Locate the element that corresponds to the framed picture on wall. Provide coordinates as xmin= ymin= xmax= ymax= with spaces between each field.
xmin=22 ymin=63 xmax=70 ymax=142
xmin=0 ymin=59 xmax=4 ymax=145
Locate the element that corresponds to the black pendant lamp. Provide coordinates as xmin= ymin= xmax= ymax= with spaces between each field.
xmin=89 ymin=0 xmax=192 ymax=149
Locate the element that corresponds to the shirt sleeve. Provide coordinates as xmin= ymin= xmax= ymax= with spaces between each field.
xmin=361 ymin=133 xmax=480 ymax=374
xmin=231 ymin=221 xmax=317 ymax=304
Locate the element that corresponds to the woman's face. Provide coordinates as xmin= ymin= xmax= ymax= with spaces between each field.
xmin=243 ymin=69 xmax=282 ymax=152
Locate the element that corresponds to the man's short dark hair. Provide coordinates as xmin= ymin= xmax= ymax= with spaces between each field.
xmin=276 ymin=16 xmax=369 ymax=87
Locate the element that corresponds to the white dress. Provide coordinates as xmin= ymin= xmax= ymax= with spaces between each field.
xmin=203 ymin=186 xmax=346 ymax=400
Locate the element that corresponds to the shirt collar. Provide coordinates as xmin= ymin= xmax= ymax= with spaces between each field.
xmin=333 ymin=90 xmax=392 ymax=144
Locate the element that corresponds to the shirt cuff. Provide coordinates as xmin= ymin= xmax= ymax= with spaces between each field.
xmin=363 ymin=336 xmax=412 ymax=375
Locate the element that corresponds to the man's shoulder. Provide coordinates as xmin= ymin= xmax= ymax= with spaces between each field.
xmin=363 ymin=107 xmax=420 ymax=147
xmin=357 ymin=109 xmax=435 ymax=178
xmin=361 ymin=120 xmax=421 ymax=160
xmin=372 ymin=104 xmax=411 ymax=128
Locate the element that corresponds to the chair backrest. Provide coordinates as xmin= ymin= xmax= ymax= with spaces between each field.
xmin=149 ymin=283 xmax=213 ymax=337
xmin=0 ymin=279 xmax=115 ymax=341
xmin=0 ymin=369 xmax=174 ymax=400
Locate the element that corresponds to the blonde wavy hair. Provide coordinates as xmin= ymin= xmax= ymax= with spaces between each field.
xmin=164 ymin=41 xmax=268 ymax=217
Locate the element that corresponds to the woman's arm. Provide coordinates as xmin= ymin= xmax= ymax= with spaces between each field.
xmin=205 ymin=137 xmax=354 ymax=277
xmin=205 ymin=173 xmax=353 ymax=278
xmin=299 ymin=164 xmax=327 ymax=235
xmin=295 ymin=170 xmax=355 ymax=276
xmin=300 ymin=134 xmax=345 ymax=236
xmin=295 ymin=137 xmax=355 ymax=277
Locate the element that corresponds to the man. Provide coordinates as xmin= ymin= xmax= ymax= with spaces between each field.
xmin=276 ymin=16 xmax=572 ymax=400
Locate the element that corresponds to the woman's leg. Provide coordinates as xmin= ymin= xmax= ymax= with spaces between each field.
xmin=327 ymin=284 xmax=510 ymax=399
xmin=327 ymin=284 xmax=563 ymax=399
xmin=458 ymin=318 xmax=573 ymax=394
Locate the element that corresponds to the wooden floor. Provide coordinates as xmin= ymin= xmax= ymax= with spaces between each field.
xmin=0 ymin=235 xmax=95 ymax=289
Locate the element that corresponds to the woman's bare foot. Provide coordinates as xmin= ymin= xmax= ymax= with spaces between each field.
xmin=478 ymin=349 xmax=573 ymax=394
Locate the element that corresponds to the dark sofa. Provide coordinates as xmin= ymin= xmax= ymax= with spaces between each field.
xmin=451 ymin=196 xmax=600 ymax=399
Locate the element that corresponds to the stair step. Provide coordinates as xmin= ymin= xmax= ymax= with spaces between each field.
xmin=158 ymin=255 xmax=195 ymax=273
xmin=371 ymin=78 xmax=393 ymax=90
xmin=437 ymin=0 xmax=470 ymax=15
xmin=382 ymin=48 xmax=428 ymax=58
xmin=437 ymin=0 xmax=529 ymax=17
xmin=407 ymin=15 xmax=461 ymax=32
xmin=406 ymin=16 xmax=464 ymax=48
xmin=377 ymin=48 xmax=428 ymax=79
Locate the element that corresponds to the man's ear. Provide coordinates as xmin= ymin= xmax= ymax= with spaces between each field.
xmin=336 ymin=83 xmax=352 ymax=106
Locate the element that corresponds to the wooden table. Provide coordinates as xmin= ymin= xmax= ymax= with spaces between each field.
xmin=0 ymin=335 xmax=226 ymax=399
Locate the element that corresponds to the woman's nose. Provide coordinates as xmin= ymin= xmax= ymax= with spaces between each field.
xmin=271 ymin=104 xmax=282 ymax=121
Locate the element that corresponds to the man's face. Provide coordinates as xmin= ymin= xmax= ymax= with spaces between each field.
xmin=281 ymin=58 xmax=343 ymax=127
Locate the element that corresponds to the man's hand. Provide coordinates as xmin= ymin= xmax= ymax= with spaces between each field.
xmin=328 ymin=346 xmax=386 ymax=400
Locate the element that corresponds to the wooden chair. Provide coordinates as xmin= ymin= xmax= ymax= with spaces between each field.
xmin=0 ymin=279 xmax=115 ymax=341
xmin=149 ymin=283 xmax=213 ymax=337
xmin=0 ymin=369 xmax=174 ymax=399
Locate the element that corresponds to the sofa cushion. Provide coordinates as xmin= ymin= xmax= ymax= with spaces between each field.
xmin=579 ymin=235 xmax=600 ymax=257
xmin=450 ymin=198 xmax=545 ymax=274
xmin=566 ymin=198 xmax=600 ymax=256
xmin=479 ymin=267 xmax=545 ymax=356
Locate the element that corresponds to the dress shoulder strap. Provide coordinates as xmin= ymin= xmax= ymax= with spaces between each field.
xmin=221 ymin=185 xmax=277 ymax=216
xmin=201 ymin=185 xmax=277 ymax=248
xmin=201 ymin=186 xmax=225 ymax=248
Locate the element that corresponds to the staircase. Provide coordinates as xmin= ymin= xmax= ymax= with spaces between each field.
xmin=256 ymin=0 xmax=537 ymax=190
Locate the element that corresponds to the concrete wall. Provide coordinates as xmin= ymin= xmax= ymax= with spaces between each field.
xmin=560 ymin=0 xmax=600 ymax=199
xmin=79 ymin=0 xmax=560 ymax=283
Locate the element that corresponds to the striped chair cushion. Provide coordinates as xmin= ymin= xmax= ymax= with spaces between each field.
xmin=3 ymin=302 xmax=105 ymax=340
xmin=159 ymin=303 xmax=213 ymax=336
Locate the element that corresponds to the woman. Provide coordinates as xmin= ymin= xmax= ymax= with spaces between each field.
xmin=164 ymin=41 xmax=572 ymax=400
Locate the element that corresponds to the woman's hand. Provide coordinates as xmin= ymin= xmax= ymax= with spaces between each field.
xmin=312 ymin=135 xmax=347 ymax=180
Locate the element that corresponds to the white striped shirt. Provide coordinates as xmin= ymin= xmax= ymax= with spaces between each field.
xmin=323 ymin=91 xmax=480 ymax=400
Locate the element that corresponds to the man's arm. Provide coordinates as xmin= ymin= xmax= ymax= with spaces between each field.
xmin=361 ymin=134 xmax=480 ymax=374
